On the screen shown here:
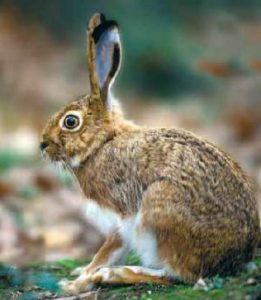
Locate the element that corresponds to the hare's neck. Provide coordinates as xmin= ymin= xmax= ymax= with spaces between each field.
xmin=72 ymin=122 xmax=140 ymax=216
xmin=70 ymin=130 xmax=116 ymax=169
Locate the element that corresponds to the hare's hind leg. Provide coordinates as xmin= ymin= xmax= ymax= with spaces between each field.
xmin=141 ymin=181 xmax=204 ymax=283
xmin=60 ymin=266 xmax=172 ymax=295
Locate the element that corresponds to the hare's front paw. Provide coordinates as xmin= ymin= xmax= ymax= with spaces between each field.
xmin=59 ymin=267 xmax=120 ymax=294
xmin=59 ymin=275 xmax=94 ymax=295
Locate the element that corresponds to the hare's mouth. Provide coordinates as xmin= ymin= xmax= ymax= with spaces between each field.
xmin=40 ymin=140 xmax=64 ymax=163
xmin=41 ymin=149 xmax=61 ymax=164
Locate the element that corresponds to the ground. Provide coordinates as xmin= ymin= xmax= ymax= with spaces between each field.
xmin=0 ymin=254 xmax=260 ymax=300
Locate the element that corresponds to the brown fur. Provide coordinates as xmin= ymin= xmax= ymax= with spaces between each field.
xmin=41 ymin=13 xmax=260 ymax=294
xmin=83 ymin=232 xmax=123 ymax=274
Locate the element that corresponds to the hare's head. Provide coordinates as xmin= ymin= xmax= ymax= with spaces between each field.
xmin=40 ymin=13 xmax=122 ymax=167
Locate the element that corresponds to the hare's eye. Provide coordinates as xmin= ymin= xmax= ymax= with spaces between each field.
xmin=64 ymin=115 xmax=79 ymax=129
xmin=60 ymin=110 xmax=83 ymax=132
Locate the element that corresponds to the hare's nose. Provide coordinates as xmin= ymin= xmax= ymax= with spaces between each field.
xmin=40 ymin=141 xmax=49 ymax=151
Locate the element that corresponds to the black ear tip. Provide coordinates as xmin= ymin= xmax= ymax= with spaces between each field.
xmin=99 ymin=13 xmax=106 ymax=23
xmin=99 ymin=12 xmax=118 ymax=26
xmin=91 ymin=14 xmax=119 ymax=44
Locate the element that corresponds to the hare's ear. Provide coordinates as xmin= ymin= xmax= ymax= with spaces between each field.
xmin=87 ymin=13 xmax=121 ymax=110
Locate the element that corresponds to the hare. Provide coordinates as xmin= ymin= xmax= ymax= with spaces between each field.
xmin=40 ymin=13 xmax=260 ymax=294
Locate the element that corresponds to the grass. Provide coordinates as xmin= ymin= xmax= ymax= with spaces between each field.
xmin=0 ymin=256 xmax=260 ymax=300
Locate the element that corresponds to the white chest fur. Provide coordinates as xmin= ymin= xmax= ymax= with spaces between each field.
xmin=84 ymin=200 xmax=161 ymax=268
xmin=84 ymin=200 xmax=121 ymax=235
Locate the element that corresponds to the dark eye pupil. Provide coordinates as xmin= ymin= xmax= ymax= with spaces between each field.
xmin=66 ymin=117 xmax=75 ymax=126
xmin=64 ymin=115 xmax=79 ymax=129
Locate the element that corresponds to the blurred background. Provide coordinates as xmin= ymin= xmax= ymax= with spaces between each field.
xmin=0 ymin=0 xmax=260 ymax=266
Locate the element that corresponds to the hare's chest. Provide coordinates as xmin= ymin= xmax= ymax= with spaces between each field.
xmin=84 ymin=200 xmax=122 ymax=235
xmin=84 ymin=201 xmax=160 ymax=268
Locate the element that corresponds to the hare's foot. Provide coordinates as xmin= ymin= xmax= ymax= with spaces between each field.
xmin=60 ymin=266 xmax=172 ymax=294
xmin=90 ymin=266 xmax=171 ymax=285
xmin=59 ymin=273 xmax=95 ymax=295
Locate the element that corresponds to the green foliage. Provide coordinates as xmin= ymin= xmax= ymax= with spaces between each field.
xmin=126 ymin=252 xmax=141 ymax=265
xmin=0 ymin=150 xmax=29 ymax=173
xmin=0 ymin=264 xmax=23 ymax=287
xmin=55 ymin=258 xmax=89 ymax=274
xmin=29 ymin=273 xmax=59 ymax=292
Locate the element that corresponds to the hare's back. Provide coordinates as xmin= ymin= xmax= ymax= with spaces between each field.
xmin=138 ymin=128 xmax=246 ymax=182
xmin=129 ymin=128 xmax=256 ymax=217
